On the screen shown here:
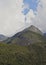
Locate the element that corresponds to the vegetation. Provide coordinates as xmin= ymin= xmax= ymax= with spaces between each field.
xmin=0 ymin=42 xmax=46 ymax=65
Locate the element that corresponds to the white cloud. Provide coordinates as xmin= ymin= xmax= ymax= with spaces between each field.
xmin=32 ymin=0 xmax=46 ymax=33
xmin=0 ymin=0 xmax=35 ymax=36
xmin=25 ymin=9 xmax=35 ymax=24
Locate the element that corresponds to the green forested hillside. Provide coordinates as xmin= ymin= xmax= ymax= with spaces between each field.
xmin=0 ymin=42 xmax=46 ymax=65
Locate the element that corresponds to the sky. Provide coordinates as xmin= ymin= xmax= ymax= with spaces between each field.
xmin=0 ymin=0 xmax=46 ymax=37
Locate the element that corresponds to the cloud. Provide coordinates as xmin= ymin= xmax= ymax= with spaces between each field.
xmin=22 ymin=0 xmax=46 ymax=33
xmin=32 ymin=0 xmax=46 ymax=33
xmin=23 ymin=0 xmax=40 ymax=14
xmin=25 ymin=9 xmax=35 ymax=24
xmin=0 ymin=0 xmax=46 ymax=36
xmin=0 ymin=0 xmax=35 ymax=36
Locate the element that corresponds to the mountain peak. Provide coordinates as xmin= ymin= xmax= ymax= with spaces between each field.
xmin=27 ymin=25 xmax=43 ymax=35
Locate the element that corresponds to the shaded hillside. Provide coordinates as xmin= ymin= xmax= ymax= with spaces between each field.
xmin=0 ymin=42 xmax=46 ymax=65
xmin=4 ymin=25 xmax=45 ymax=46
xmin=44 ymin=33 xmax=46 ymax=38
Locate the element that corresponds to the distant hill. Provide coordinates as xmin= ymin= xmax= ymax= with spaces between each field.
xmin=4 ymin=25 xmax=45 ymax=45
xmin=0 ymin=34 xmax=8 ymax=41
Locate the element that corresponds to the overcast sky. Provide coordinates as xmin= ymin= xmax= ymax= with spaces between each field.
xmin=0 ymin=0 xmax=46 ymax=37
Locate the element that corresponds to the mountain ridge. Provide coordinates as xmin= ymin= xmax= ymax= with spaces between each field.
xmin=4 ymin=25 xmax=45 ymax=46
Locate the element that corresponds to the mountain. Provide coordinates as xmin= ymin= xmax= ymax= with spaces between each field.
xmin=5 ymin=25 xmax=45 ymax=46
xmin=0 ymin=34 xmax=8 ymax=41
xmin=0 ymin=25 xmax=46 ymax=65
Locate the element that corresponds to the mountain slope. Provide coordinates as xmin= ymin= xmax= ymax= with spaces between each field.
xmin=5 ymin=25 xmax=45 ymax=45
xmin=27 ymin=25 xmax=43 ymax=35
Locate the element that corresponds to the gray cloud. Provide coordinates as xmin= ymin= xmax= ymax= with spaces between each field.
xmin=0 ymin=0 xmax=34 ymax=36
xmin=0 ymin=0 xmax=46 ymax=36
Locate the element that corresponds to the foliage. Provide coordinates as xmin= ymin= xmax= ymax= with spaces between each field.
xmin=0 ymin=42 xmax=46 ymax=65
